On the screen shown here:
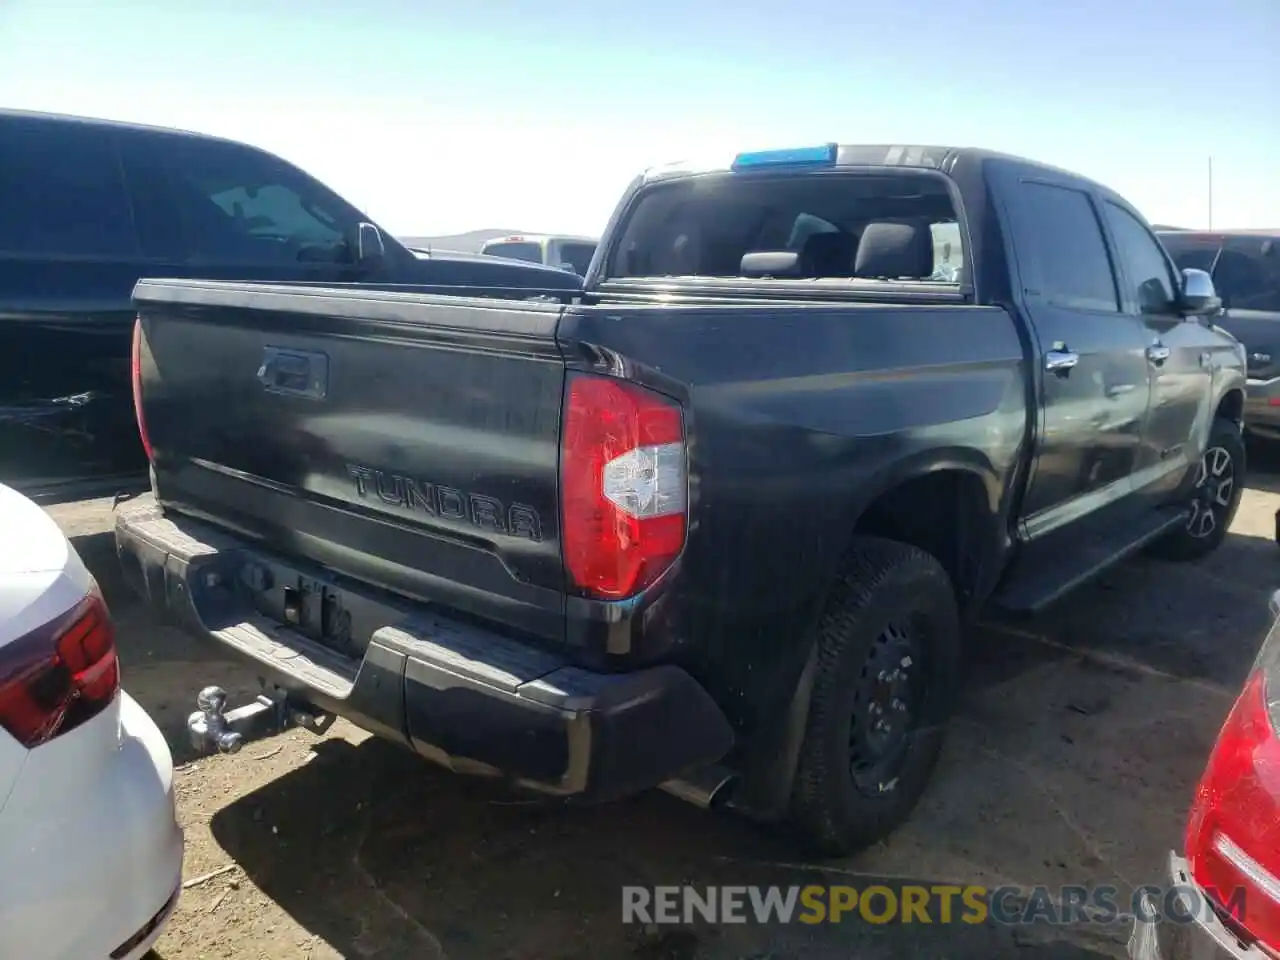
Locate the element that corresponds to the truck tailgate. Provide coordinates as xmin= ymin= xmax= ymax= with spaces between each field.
xmin=132 ymin=279 xmax=568 ymax=643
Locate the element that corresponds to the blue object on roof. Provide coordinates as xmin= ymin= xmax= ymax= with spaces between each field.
xmin=731 ymin=143 xmax=838 ymax=170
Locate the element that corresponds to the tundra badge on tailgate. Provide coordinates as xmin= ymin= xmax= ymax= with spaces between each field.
xmin=345 ymin=463 xmax=543 ymax=542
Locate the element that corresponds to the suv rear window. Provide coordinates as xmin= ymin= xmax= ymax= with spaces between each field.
xmin=484 ymin=241 xmax=544 ymax=264
xmin=557 ymin=241 xmax=596 ymax=275
xmin=607 ymin=172 xmax=963 ymax=283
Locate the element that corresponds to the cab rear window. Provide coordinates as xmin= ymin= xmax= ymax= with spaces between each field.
xmin=607 ymin=172 xmax=963 ymax=283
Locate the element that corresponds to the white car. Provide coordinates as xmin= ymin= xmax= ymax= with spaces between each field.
xmin=0 ymin=484 xmax=183 ymax=959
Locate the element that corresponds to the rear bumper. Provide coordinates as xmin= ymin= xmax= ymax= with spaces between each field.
xmin=1128 ymin=852 xmax=1270 ymax=960
xmin=114 ymin=496 xmax=733 ymax=801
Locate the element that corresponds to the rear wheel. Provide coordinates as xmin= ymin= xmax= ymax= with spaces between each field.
xmin=1147 ymin=417 xmax=1245 ymax=562
xmin=787 ymin=537 xmax=961 ymax=857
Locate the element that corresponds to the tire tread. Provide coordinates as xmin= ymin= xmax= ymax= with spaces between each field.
xmin=788 ymin=536 xmax=960 ymax=856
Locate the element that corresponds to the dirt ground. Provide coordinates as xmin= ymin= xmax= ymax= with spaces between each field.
xmin=48 ymin=448 xmax=1280 ymax=960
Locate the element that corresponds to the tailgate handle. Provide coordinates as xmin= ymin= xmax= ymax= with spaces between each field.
xmin=257 ymin=347 xmax=328 ymax=400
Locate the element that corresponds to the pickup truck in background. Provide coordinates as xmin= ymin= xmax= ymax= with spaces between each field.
xmin=0 ymin=109 xmax=580 ymax=503
xmin=116 ymin=143 xmax=1246 ymax=855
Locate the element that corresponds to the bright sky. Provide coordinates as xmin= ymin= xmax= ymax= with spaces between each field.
xmin=1 ymin=0 xmax=1276 ymax=237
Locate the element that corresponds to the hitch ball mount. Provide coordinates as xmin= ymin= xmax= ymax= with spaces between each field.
xmin=187 ymin=685 xmax=336 ymax=755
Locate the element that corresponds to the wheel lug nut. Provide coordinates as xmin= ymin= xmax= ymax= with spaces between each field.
xmin=892 ymin=698 xmax=905 ymax=713
xmin=900 ymin=656 xmax=913 ymax=668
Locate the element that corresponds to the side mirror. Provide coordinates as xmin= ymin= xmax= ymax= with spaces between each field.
xmin=1138 ymin=277 xmax=1173 ymax=315
xmin=1178 ymin=268 xmax=1222 ymax=317
xmin=356 ymin=222 xmax=386 ymax=268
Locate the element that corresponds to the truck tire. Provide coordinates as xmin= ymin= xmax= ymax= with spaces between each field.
xmin=787 ymin=536 xmax=962 ymax=857
xmin=1147 ymin=417 xmax=1245 ymax=563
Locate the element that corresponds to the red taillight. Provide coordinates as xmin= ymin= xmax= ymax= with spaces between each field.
xmin=131 ymin=318 xmax=154 ymax=463
xmin=560 ymin=374 xmax=687 ymax=599
xmin=1185 ymin=660 xmax=1280 ymax=950
xmin=0 ymin=584 xmax=120 ymax=748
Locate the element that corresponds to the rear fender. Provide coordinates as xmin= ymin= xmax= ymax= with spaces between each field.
xmin=733 ymin=450 xmax=1010 ymax=819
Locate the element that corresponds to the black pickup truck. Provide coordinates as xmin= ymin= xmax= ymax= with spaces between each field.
xmin=116 ymin=143 xmax=1246 ymax=855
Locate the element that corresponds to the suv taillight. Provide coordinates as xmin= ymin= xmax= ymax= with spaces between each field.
xmin=1184 ymin=603 xmax=1280 ymax=949
xmin=0 ymin=583 xmax=120 ymax=748
xmin=560 ymin=373 xmax=687 ymax=599
xmin=131 ymin=318 xmax=154 ymax=463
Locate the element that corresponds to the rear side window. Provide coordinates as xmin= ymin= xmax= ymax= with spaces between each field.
xmin=607 ymin=172 xmax=963 ymax=282
xmin=484 ymin=241 xmax=544 ymax=264
xmin=1007 ymin=182 xmax=1118 ymax=313
xmin=0 ymin=119 xmax=138 ymax=258
xmin=119 ymin=132 xmax=358 ymax=265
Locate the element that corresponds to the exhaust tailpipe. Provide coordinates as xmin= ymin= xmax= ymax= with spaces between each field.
xmin=660 ymin=765 xmax=737 ymax=809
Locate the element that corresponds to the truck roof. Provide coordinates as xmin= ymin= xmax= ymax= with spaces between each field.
xmin=641 ymin=143 xmax=1111 ymax=192
xmin=1156 ymin=228 xmax=1280 ymax=240
xmin=483 ymin=234 xmax=599 ymax=245
xmin=0 ymin=107 xmax=253 ymax=148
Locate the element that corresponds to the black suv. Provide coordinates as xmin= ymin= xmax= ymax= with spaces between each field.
xmin=0 ymin=109 xmax=580 ymax=500
xmin=1158 ymin=229 xmax=1280 ymax=438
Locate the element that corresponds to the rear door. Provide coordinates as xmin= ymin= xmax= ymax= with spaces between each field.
xmin=995 ymin=170 xmax=1153 ymax=539
xmin=0 ymin=115 xmax=148 ymax=489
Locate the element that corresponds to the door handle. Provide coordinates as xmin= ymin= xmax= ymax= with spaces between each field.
xmin=1045 ymin=350 xmax=1079 ymax=373
xmin=1146 ymin=343 xmax=1171 ymax=365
